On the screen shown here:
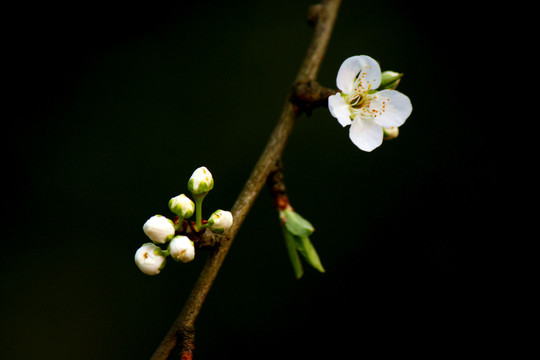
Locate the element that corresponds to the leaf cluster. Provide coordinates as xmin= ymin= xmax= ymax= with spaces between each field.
xmin=281 ymin=209 xmax=325 ymax=279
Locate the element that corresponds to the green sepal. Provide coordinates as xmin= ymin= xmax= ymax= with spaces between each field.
xmin=282 ymin=227 xmax=304 ymax=279
xmin=161 ymin=249 xmax=171 ymax=257
xmin=168 ymin=198 xmax=194 ymax=219
xmin=153 ymin=246 xmax=167 ymax=257
xmin=209 ymin=226 xmax=224 ymax=234
xmin=165 ymin=233 xmax=175 ymax=243
xmin=159 ymin=258 xmax=167 ymax=270
xmin=283 ymin=209 xmax=314 ymax=237
xmin=168 ymin=197 xmax=176 ymax=213
xmin=152 ymin=247 xmax=168 ymax=270
xmin=188 ymin=178 xmax=214 ymax=195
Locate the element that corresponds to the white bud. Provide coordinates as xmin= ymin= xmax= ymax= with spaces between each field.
xmin=380 ymin=70 xmax=403 ymax=90
xmin=383 ymin=127 xmax=399 ymax=140
xmin=208 ymin=210 xmax=233 ymax=234
xmin=188 ymin=166 xmax=214 ymax=195
xmin=142 ymin=215 xmax=175 ymax=244
xmin=134 ymin=243 xmax=166 ymax=275
xmin=168 ymin=194 xmax=195 ymax=218
xmin=169 ymin=236 xmax=195 ymax=263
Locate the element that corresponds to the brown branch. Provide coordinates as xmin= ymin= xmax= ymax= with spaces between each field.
xmin=150 ymin=1 xmax=342 ymax=359
xmin=290 ymin=80 xmax=337 ymax=116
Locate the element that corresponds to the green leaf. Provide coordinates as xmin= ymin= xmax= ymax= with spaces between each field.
xmin=282 ymin=227 xmax=304 ymax=279
xmin=294 ymin=235 xmax=325 ymax=273
xmin=283 ymin=209 xmax=314 ymax=237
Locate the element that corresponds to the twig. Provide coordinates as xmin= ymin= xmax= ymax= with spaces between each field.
xmin=150 ymin=1 xmax=342 ymax=358
xmin=290 ymin=80 xmax=337 ymax=116
xmin=266 ymin=160 xmax=289 ymax=210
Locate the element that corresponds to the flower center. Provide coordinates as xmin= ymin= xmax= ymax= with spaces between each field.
xmin=348 ymin=82 xmax=371 ymax=115
xmin=352 ymin=86 xmax=370 ymax=106
xmin=348 ymin=90 xmax=392 ymax=122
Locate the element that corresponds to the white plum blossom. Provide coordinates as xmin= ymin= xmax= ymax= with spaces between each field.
xmin=207 ymin=210 xmax=233 ymax=234
xmin=142 ymin=215 xmax=175 ymax=244
xmin=169 ymin=235 xmax=195 ymax=263
xmin=134 ymin=243 xmax=166 ymax=275
xmin=328 ymin=55 xmax=412 ymax=152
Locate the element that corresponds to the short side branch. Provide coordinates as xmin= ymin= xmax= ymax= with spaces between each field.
xmin=266 ymin=160 xmax=289 ymax=211
xmin=290 ymin=80 xmax=337 ymax=116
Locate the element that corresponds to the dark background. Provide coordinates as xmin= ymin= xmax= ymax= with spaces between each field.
xmin=3 ymin=0 xmax=503 ymax=359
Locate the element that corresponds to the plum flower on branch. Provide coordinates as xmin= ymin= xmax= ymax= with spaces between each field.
xmin=328 ymin=55 xmax=412 ymax=151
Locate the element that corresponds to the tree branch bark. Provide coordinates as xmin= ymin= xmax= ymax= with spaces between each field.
xmin=151 ymin=1 xmax=342 ymax=358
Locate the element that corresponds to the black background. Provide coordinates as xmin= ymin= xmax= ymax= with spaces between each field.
xmin=3 ymin=0 xmax=504 ymax=359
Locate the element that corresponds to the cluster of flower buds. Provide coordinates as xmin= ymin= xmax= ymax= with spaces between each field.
xmin=135 ymin=166 xmax=233 ymax=275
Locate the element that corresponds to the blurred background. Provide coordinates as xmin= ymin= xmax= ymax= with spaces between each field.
xmin=4 ymin=0 xmax=502 ymax=358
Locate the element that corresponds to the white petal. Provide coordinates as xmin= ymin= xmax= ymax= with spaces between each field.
xmin=349 ymin=117 xmax=383 ymax=152
xmin=209 ymin=210 xmax=233 ymax=231
xmin=134 ymin=244 xmax=165 ymax=275
xmin=143 ymin=215 xmax=175 ymax=244
xmin=188 ymin=166 xmax=213 ymax=194
xmin=371 ymin=90 xmax=412 ymax=129
xmin=328 ymin=94 xmax=352 ymax=127
xmin=170 ymin=236 xmax=195 ymax=263
xmin=336 ymin=55 xmax=381 ymax=94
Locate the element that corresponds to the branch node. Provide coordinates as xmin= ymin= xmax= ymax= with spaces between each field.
xmin=194 ymin=230 xmax=220 ymax=249
xmin=290 ymin=80 xmax=337 ymax=116
xmin=307 ymin=4 xmax=324 ymax=26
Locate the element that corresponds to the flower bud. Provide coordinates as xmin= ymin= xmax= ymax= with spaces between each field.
xmin=207 ymin=210 xmax=233 ymax=234
xmin=188 ymin=166 xmax=214 ymax=195
xmin=169 ymin=235 xmax=195 ymax=263
xmin=142 ymin=215 xmax=175 ymax=244
xmin=383 ymin=127 xmax=399 ymax=140
xmin=134 ymin=243 xmax=166 ymax=275
xmin=168 ymin=194 xmax=195 ymax=218
xmin=379 ymin=70 xmax=402 ymax=90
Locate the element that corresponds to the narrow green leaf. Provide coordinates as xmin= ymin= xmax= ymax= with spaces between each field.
xmin=282 ymin=227 xmax=304 ymax=279
xmin=294 ymin=236 xmax=325 ymax=273
xmin=283 ymin=209 xmax=314 ymax=237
